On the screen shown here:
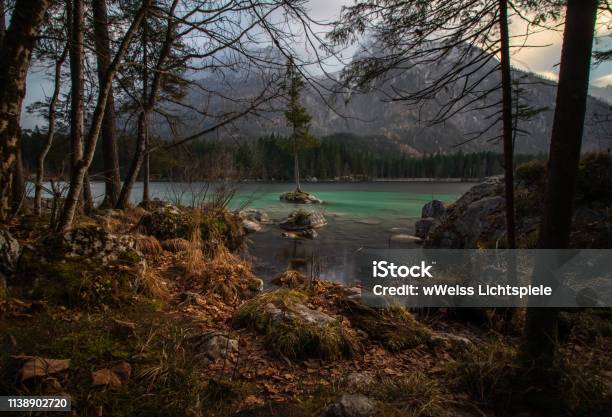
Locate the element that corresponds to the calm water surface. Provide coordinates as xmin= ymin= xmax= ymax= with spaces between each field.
xmin=88 ymin=181 xmax=473 ymax=283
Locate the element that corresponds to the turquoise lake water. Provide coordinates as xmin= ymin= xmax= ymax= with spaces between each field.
xmin=88 ymin=181 xmax=473 ymax=282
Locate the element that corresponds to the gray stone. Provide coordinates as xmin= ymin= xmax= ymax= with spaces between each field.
xmin=281 ymin=229 xmax=318 ymax=239
xmin=415 ymin=218 xmax=437 ymax=239
xmin=422 ymin=200 xmax=446 ymax=219
xmin=190 ymin=332 xmax=238 ymax=362
xmin=0 ymin=228 xmax=20 ymax=277
xmin=429 ymin=332 xmax=472 ymax=348
xmin=280 ymin=210 xmax=327 ymax=231
xmin=265 ymin=300 xmax=335 ymax=327
xmin=237 ymin=209 xmax=271 ymax=224
xmin=346 ymin=372 xmax=374 ymax=388
xmin=390 ymin=233 xmax=422 ymax=243
xmin=280 ymin=191 xmax=323 ymax=204
xmin=319 ymin=395 xmax=376 ymax=417
xmin=242 ymin=219 xmax=262 ymax=233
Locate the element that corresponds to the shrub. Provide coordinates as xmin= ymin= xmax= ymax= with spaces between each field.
xmin=576 ymin=152 xmax=612 ymax=202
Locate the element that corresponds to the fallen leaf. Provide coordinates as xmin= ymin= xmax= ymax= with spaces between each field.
xmin=111 ymin=362 xmax=132 ymax=382
xmin=242 ymin=395 xmax=264 ymax=407
xmin=12 ymin=356 xmax=70 ymax=382
xmin=91 ymin=368 xmax=122 ymax=388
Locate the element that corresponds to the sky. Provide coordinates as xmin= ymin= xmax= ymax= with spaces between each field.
xmin=21 ymin=0 xmax=612 ymax=128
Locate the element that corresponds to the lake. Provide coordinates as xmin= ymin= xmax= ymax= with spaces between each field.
xmin=87 ymin=181 xmax=474 ymax=284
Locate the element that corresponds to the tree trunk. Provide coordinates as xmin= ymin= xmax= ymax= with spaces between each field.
xmin=35 ymin=46 xmax=68 ymax=215
xmin=0 ymin=0 xmax=51 ymax=221
xmin=522 ymin=0 xmax=598 ymax=369
xmin=0 ymin=0 xmax=6 ymax=46
xmin=116 ymin=112 xmax=148 ymax=209
xmin=116 ymin=1 xmax=179 ymax=209
xmin=293 ymin=132 xmax=301 ymax=192
xmin=68 ymin=0 xmax=89 ymax=214
xmin=11 ymin=144 xmax=24 ymax=214
xmin=92 ymin=0 xmax=121 ymax=208
xmin=142 ymin=131 xmax=150 ymax=205
xmin=498 ymin=0 xmax=515 ymax=250
xmin=141 ymin=14 xmax=150 ymax=207
xmin=58 ymin=0 xmax=151 ymax=232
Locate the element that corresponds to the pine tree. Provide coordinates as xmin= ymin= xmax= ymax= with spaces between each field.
xmin=284 ymin=59 xmax=317 ymax=191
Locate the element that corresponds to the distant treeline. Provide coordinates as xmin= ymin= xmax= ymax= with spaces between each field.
xmin=21 ymin=130 xmax=544 ymax=181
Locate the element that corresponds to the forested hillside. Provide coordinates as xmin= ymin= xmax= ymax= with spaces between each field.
xmin=21 ymin=131 xmax=542 ymax=180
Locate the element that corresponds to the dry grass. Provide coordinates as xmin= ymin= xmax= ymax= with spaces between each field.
xmin=271 ymin=269 xmax=307 ymax=289
xmin=134 ymin=234 xmax=163 ymax=256
xmin=162 ymin=238 xmax=190 ymax=253
xmin=185 ymin=213 xmax=205 ymax=277
xmin=202 ymin=245 xmax=257 ymax=303
xmin=139 ymin=264 xmax=170 ymax=300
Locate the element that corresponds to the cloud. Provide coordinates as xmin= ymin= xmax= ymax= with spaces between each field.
xmin=592 ymin=74 xmax=612 ymax=87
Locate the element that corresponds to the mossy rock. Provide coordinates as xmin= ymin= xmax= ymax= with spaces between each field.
xmin=136 ymin=206 xmax=191 ymax=241
xmin=137 ymin=207 xmax=245 ymax=251
xmin=18 ymin=247 xmax=138 ymax=307
xmin=341 ymin=298 xmax=431 ymax=351
xmin=233 ymin=289 xmax=360 ymax=359
xmin=15 ymin=227 xmax=145 ymax=307
xmin=280 ymin=190 xmax=322 ymax=204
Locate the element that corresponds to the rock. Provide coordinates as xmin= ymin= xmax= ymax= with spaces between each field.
xmin=237 ymin=209 xmax=271 ymax=224
xmin=429 ymin=332 xmax=472 ymax=348
xmin=346 ymin=372 xmax=374 ymax=388
xmin=281 ymin=229 xmax=318 ymax=239
xmin=280 ymin=190 xmax=322 ymax=204
xmin=422 ymin=200 xmax=446 ymax=219
xmin=242 ymin=220 xmax=262 ymax=233
xmin=415 ymin=218 xmax=437 ymax=239
xmin=59 ymin=226 xmax=142 ymax=265
xmin=341 ymin=286 xmax=362 ymax=300
xmin=0 ymin=228 xmax=20 ymax=277
xmin=390 ymin=233 xmax=422 ymax=243
xmin=137 ymin=206 xmax=245 ymax=251
xmin=234 ymin=289 xmax=359 ymax=359
xmin=280 ymin=210 xmax=327 ymax=231
xmin=318 ymin=395 xmax=376 ymax=417
xmin=16 ymin=227 xmax=146 ymax=306
xmin=424 ymin=177 xmax=507 ymax=248
xmin=190 ymin=332 xmax=238 ymax=363
xmin=135 ymin=205 xmax=190 ymax=241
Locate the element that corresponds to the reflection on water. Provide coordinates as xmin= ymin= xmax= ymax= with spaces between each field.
xmin=81 ymin=181 xmax=473 ymax=284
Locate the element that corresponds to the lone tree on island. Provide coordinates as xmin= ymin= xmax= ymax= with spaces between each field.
xmin=284 ymin=59 xmax=317 ymax=193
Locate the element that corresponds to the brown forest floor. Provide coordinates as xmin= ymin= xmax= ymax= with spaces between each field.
xmin=1 ymin=210 xmax=611 ymax=417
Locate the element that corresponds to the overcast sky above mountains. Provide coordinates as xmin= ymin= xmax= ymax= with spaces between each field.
xmin=22 ymin=0 xmax=612 ymax=129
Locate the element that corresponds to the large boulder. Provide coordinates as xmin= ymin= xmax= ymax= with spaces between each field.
xmin=135 ymin=205 xmax=190 ymax=241
xmin=280 ymin=210 xmax=327 ymax=231
xmin=425 ymin=155 xmax=612 ymax=249
xmin=237 ymin=209 xmax=271 ymax=224
xmin=233 ymin=289 xmax=359 ymax=359
xmin=237 ymin=209 xmax=270 ymax=234
xmin=421 ymin=200 xmax=446 ymax=219
xmin=414 ymin=218 xmax=437 ymax=239
xmin=280 ymin=190 xmax=322 ymax=204
xmin=17 ymin=226 xmax=146 ymax=307
xmin=137 ymin=206 xmax=245 ymax=251
xmin=424 ymin=177 xmax=507 ymax=248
